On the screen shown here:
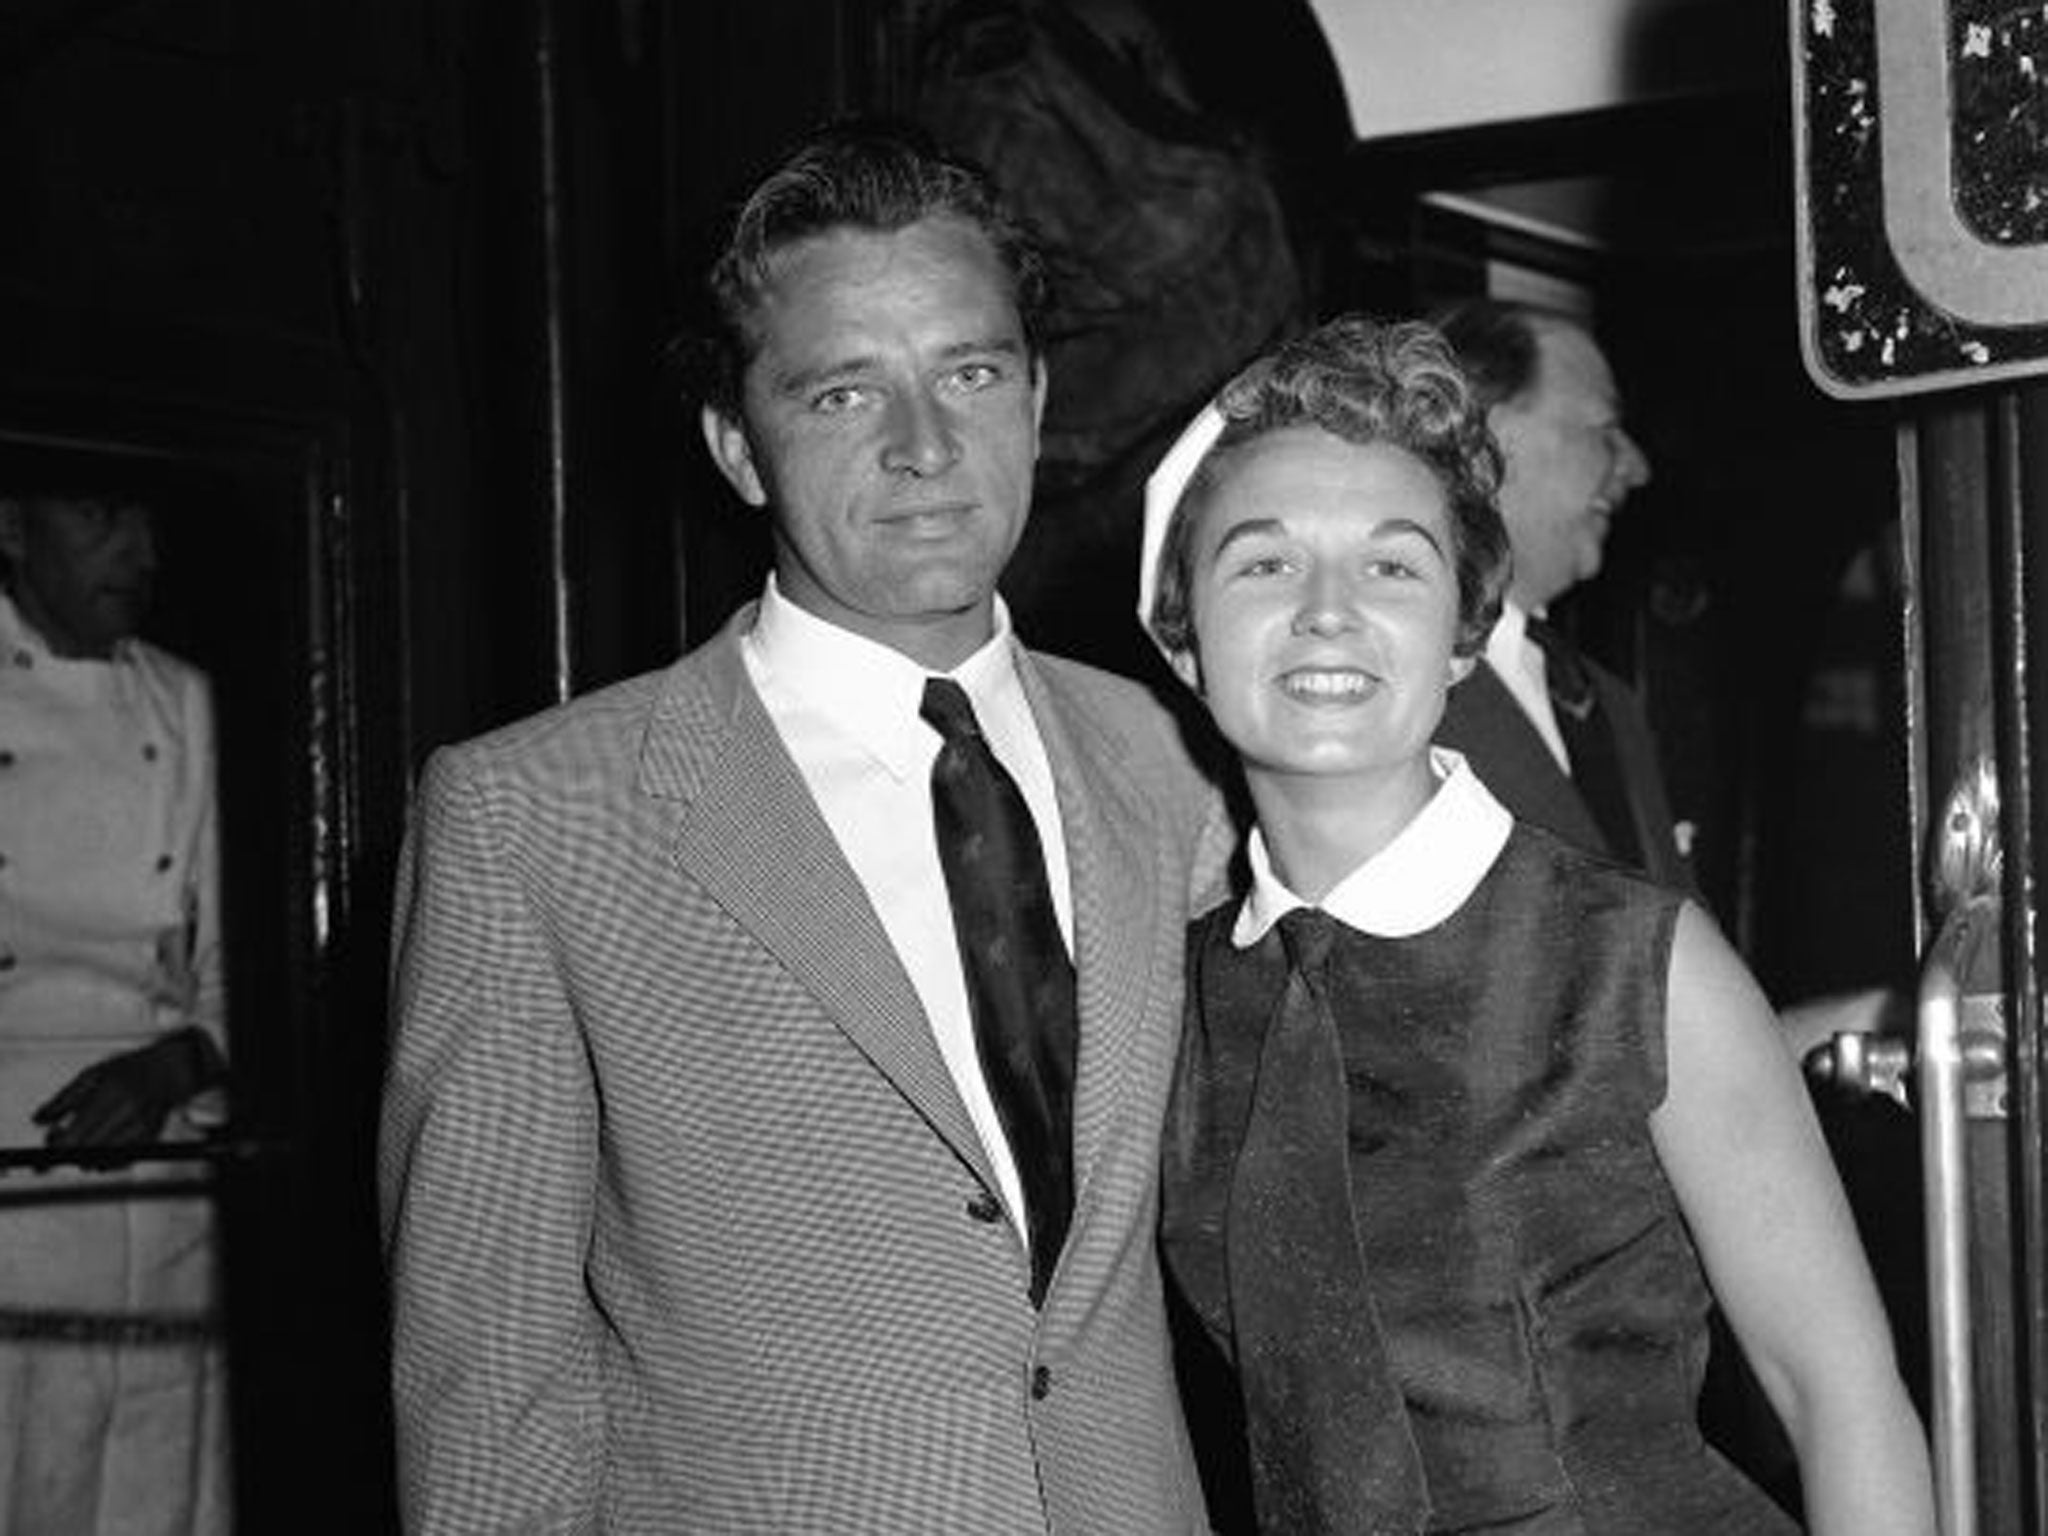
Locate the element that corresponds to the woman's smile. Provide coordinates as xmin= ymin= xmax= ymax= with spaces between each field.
xmin=1277 ymin=665 xmax=1375 ymax=702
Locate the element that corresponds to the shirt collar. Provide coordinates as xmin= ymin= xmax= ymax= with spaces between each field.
xmin=1233 ymin=747 xmax=1513 ymax=946
xmin=1483 ymin=595 xmax=1532 ymax=673
xmin=746 ymin=573 xmax=1025 ymax=781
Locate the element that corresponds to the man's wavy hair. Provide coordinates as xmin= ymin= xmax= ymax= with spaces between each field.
xmin=1148 ymin=315 xmax=1511 ymax=661
xmin=694 ymin=118 xmax=1049 ymax=419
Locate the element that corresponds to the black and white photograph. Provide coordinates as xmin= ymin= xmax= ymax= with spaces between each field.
xmin=0 ymin=2 xmax=2037 ymax=1531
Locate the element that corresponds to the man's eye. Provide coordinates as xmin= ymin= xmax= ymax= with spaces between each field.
xmin=949 ymin=362 xmax=1002 ymax=391
xmin=810 ymin=385 xmax=870 ymax=414
xmin=1234 ymin=555 xmax=1292 ymax=578
xmin=1367 ymin=558 xmax=1419 ymax=580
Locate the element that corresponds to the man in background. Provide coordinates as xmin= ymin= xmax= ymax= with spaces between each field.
xmin=1431 ymin=298 xmax=1684 ymax=885
xmin=1435 ymin=296 xmax=1899 ymax=1052
xmin=0 ymin=461 xmax=229 ymax=1536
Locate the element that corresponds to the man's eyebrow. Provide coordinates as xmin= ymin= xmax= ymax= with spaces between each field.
xmin=765 ymin=355 xmax=881 ymax=400
xmin=764 ymin=333 xmax=1028 ymax=399
xmin=938 ymin=334 xmax=1029 ymax=361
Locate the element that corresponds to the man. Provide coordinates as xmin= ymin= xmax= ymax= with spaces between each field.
xmin=1431 ymin=299 xmax=1689 ymax=887
xmin=379 ymin=122 xmax=1226 ymax=1534
xmin=1435 ymin=299 xmax=1898 ymax=1053
xmin=0 ymin=472 xmax=230 ymax=1535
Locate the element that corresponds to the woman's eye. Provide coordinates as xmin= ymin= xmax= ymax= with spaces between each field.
xmin=1235 ymin=554 xmax=1292 ymax=578
xmin=1367 ymin=558 xmax=1418 ymax=580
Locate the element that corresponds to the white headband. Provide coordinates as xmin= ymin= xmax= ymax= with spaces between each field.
xmin=1135 ymin=402 xmax=1227 ymax=664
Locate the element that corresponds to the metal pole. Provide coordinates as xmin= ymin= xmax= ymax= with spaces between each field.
xmin=1920 ymin=929 xmax=1978 ymax=1536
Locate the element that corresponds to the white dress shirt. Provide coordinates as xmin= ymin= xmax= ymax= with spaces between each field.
xmin=1233 ymin=747 xmax=1513 ymax=946
xmin=742 ymin=576 xmax=1071 ymax=1242
xmin=1483 ymin=598 xmax=1573 ymax=773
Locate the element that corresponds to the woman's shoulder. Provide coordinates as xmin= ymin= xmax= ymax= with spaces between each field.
xmin=1497 ymin=818 xmax=1688 ymax=914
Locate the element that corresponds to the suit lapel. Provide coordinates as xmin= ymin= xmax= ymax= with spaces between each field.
xmin=1018 ymin=654 xmax=1159 ymax=1209
xmin=1440 ymin=661 xmax=1612 ymax=858
xmin=1586 ymin=661 xmax=1694 ymax=892
xmin=639 ymin=611 xmax=994 ymax=1189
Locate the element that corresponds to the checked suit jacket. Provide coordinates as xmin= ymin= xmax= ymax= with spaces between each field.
xmin=378 ymin=604 xmax=1231 ymax=1535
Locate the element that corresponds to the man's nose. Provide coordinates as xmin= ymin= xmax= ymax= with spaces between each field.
xmin=1612 ymin=426 xmax=1651 ymax=492
xmin=880 ymin=389 xmax=960 ymax=477
xmin=110 ymin=507 xmax=157 ymax=574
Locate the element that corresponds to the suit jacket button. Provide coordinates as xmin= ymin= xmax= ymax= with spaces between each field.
xmin=1030 ymin=1365 xmax=1052 ymax=1400
xmin=965 ymin=1191 xmax=1003 ymax=1224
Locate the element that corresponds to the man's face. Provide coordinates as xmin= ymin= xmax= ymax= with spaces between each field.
xmin=1488 ymin=322 xmax=1651 ymax=611
xmin=702 ymin=215 xmax=1046 ymax=671
xmin=0 ymin=495 xmax=157 ymax=658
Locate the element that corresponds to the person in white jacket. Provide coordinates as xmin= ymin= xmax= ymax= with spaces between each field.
xmin=0 ymin=469 xmax=229 ymax=1536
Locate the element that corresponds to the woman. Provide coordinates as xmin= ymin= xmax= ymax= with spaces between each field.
xmin=1142 ymin=316 xmax=1932 ymax=1534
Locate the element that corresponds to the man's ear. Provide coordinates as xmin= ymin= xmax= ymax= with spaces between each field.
xmin=1169 ymin=645 xmax=1202 ymax=693
xmin=1030 ymin=357 xmax=1049 ymax=435
xmin=1449 ymin=651 xmax=1478 ymax=686
xmin=700 ymin=405 xmax=768 ymax=508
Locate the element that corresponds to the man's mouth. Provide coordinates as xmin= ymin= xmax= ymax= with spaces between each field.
xmin=876 ymin=502 xmax=977 ymax=540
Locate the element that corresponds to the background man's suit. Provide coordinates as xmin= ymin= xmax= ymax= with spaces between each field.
xmin=1436 ymin=653 xmax=1692 ymax=891
xmin=379 ymin=605 xmax=1226 ymax=1535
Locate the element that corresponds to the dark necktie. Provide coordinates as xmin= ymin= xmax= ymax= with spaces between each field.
xmin=1227 ymin=908 xmax=1428 ymax=1535
xmin=1525 ymin=617 xmax=1644 ymax=870
xmin=921 ymin=677 xmax=1077 ymax=1307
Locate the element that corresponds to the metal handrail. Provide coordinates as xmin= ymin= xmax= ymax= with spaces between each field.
xmin=1919 ymin=921 xmax=1978 ymax=1536
xmin=1918 ymin=754 xmax=2002 ymax=1536
xmin=0 ymin=1135 xmax=269 ymax=1174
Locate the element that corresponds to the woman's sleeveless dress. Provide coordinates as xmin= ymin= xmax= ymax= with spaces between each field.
xmin=1161 ymin=822 xmax=1799 ymax=1534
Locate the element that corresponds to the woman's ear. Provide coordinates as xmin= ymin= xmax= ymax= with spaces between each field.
xmin=1170 ymin=646 xmax=1202 ymax=693
xmin=1448 ymin=651 xmax=1478 ymax=686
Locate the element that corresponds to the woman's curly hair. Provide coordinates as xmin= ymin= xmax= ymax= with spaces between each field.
xmin=1147 ymin=315 xmax=1511 ymax=661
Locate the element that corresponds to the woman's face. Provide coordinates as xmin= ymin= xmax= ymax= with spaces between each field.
xmin=1175 ymin=427 xmax=1470 ymax=792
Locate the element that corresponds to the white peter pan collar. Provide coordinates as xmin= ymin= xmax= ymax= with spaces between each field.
xmin=1234 ymin=747 xmax=1513 ymax=947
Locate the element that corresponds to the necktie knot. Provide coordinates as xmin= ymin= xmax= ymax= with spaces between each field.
xmin=921 ymin=677 xmax=982 ymax=742
xmin=1276 ymin=906 xmax=1340 ymax=976
xmin=1526 ymin=617 xmax=1595 ymax=721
